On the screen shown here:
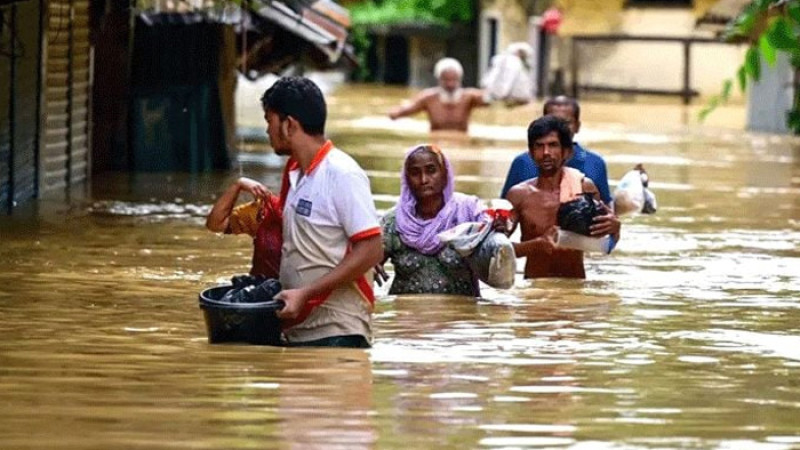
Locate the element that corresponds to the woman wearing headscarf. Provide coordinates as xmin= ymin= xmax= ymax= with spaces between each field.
xmin=379 ymin=144 xmax=494 ymax=296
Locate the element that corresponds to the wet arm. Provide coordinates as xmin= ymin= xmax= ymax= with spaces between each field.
xmin=584 ymin=178 xmax=621 ymax=241
xmin=512 ymin=231 xmax=556 ymax=257
xmin=472 ymin=89 xmax=492 ymax=107
xmin=375 ymin=220 xmax=394 ymax=286
xmin=276 ymin=235 xmax=383 ymax=319
xmin=206 ymin=177 xmax=268 ymax=232
xmin=389 ymin=94 xmax=426 ymax=119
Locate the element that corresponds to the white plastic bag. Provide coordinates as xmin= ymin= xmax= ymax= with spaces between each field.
xmin=438 ymin=222 xmax=516 ymax=289
xmin=437 ymin=222 xmax=491 ymax=257
xmin=556 ymin=229 xmax=613 ymax=254
xmin=471 ymin=232 xmax=516 ymax=289
xmin=480 ymin=53 xmax=533 ymax=105
xmin=613 ymin=169 xmax=657 ymax=215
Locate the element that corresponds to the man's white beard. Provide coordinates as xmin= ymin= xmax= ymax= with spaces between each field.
xmin=438 ymin=87 xmax=464 ymax=104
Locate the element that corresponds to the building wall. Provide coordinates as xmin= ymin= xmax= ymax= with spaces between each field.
xmin=747 ymin=53 xmax=793 ymax=134
xmin=1 ymin=0 xmax=96 ymax=213
xmin=559 ymin=0 xmax=746 ymax=100
xmin=408 ymin=36 xmax=447 ymax=88
xmin=478 ymin=0 xmax=529 ymax=79
xmin=479 ymin=0 xmax=529 ymax=50
xmin=0 ymin=1 xmax=43 ymax=214
xmin=41 ymin=0 xmax=93 ymax=193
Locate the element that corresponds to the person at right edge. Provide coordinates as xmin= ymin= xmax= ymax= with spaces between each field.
xmin=506 ymin=115 xmax=620 ymax=279
xmin=266 ymin=77 xmax=382 ymax=348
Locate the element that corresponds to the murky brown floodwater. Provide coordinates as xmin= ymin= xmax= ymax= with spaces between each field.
xmin=2 ymin=83 xmax=800 ymax=449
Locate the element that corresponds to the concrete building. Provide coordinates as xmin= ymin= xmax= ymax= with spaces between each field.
xmin=559 ymin=0 xmax=747 ymax=103
xmin=0 ymin=0 xmax=355 ymax=213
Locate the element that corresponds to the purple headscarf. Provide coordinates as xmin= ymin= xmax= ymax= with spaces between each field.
xmin=395 ymin=144 xmax=483 ymax=255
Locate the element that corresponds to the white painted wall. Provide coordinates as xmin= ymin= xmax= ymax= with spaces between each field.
xmin=568 ymin=8 xmax=747 ymax=100
xmin=747 ymin=53 xmax=794 ymax=133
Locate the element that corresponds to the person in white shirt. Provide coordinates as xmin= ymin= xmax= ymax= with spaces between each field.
xmin=264 ymin=76 xmax=383 ymax=348
xmin=481 ymin=42 xmax=534 ymax=106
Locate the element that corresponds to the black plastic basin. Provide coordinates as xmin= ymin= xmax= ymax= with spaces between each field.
xmin=199 ymin=285 xmax=284 ymax=346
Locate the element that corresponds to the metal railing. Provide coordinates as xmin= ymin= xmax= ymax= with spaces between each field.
xmin=569 ymin=34 xmax=736 ymax=105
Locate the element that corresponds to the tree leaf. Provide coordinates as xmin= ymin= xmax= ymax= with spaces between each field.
xmin=737 ymin=65 xmax=748 ymax=92
xmin=766 ymin=17 xmax=798 ymax=50
xmin=760 ymin=34 xmax=777 ymax=66
xmin=721 ymin=79 xmax=733 ymax=100
xmin=699 ymin=96 xmax=720 ymax=122
xmin=731 ymin=6 xmax=758 ymax=35
xmin=755 ymin=0 xmax=773 ymax=11
xmin=745 ymin=46 xmax=761 ymax=82
xmin=788 ymin=110 xmax=800 ymax=134
xmin=789 ymin=2 xmax=800 ymax=24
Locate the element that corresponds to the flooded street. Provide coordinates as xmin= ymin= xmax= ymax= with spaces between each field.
xmin=2 ymin=83 xmax=800 ymax=449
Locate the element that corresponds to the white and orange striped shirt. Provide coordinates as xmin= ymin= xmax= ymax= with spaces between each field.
xmin=280 ymin=140 xmax=381 ymax=344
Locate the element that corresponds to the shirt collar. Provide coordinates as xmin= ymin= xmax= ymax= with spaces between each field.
xmin=288 ymin=140 xmax=334 ymax=175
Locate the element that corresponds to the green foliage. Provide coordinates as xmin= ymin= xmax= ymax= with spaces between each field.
xmin=722 ymin=78 xmax=733 ymax=99
xmin=737 ymin=65 xmax=748 ymax=92
xmin=345 ymin=0 xmax=474 ymax=81
xmin=766 ymin=16 xmax=797 ymax=49
xmin=745 ymin=45 xmax=762 ymax=80
xmin=789 ymin=1 xmax=800 ymax=23
xmin=759 ymin=34 xmax=777 ymax=66
xmin=348 ymin=26 xmax=372 ymax=81
xmin=702 ymin=0 xmax=800 ymax=133
xmin=348 ymin=0 xmax=473 ymax=26
xmin=788 ymin=108 xmax=800 ymax=130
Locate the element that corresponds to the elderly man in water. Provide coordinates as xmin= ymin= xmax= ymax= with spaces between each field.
xmin=388 ymin=58 xmax=491 ymax=132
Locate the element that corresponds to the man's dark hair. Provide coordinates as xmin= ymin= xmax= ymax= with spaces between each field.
xmin=543 ymin=96 xmax=581 ymax=121
xmin=260 ymin=76 xmax=326 ymax=135
xmin=527 ymin=115 xmax=573 ymax=150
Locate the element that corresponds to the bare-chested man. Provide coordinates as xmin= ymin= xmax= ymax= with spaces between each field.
xmin=507 ymin=115 xmax=620 ymax=279
xmin=388 ymin=58 xmax=490 ymax=132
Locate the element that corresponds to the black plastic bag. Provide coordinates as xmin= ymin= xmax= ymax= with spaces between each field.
xmin=557 ymin=193 xmax=604 ymax=237
xmin=222 ymin=276 xmax=282 ymax=304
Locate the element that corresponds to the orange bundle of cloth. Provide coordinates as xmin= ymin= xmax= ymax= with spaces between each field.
xmin=227 ymin=194 xmax=283 ymax=279
xmin=226 ymin=161 xmax=294 ymax=279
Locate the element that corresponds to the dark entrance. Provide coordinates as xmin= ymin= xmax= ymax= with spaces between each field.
xmin=383 ymin=35 xmax=409 ymax=85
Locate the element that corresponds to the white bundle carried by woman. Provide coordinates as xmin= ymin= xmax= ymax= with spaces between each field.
xmin=438 ymin=220 xmax=516 ymax=289
xmin=613 ymin=164 xmax=657 ymax=216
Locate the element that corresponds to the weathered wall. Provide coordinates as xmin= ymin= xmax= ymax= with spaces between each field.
xmin=559 ymin=0 xmax=746 ymax=100
xmin=0 ymin=1 xmax=43 ymax=213
xmin=479 ymin=0 xmax=529 ymax=48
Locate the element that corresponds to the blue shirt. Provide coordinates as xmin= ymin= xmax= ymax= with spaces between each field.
xmin=500 ymin=142 xmax=612 ymax=205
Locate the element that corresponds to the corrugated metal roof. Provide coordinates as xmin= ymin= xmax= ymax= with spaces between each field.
xmin=252 ymin=0 xmax=351 ymax=64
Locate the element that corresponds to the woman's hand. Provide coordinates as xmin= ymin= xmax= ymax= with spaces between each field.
xmin=374 ymin=264 xmax=390 ymax=287
xmin=488 ymin=209 xmax=514 ymax=235
xmin=491 ymin=216 xmax=509 ymax=234
xmin=237 ymin=177 xmax=271 ymax=200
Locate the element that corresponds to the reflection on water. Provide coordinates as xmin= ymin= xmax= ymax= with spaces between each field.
xmin=1 ymin=84 xmax=800 ymax=448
